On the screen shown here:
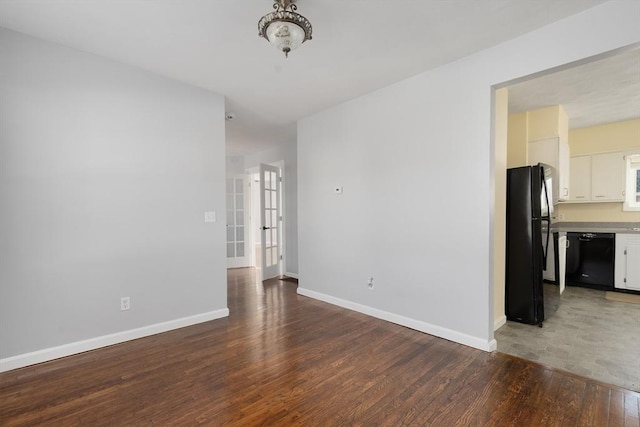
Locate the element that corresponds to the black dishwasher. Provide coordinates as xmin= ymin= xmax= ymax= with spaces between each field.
xmin=565 ymin=232 xmax=615 ymax=290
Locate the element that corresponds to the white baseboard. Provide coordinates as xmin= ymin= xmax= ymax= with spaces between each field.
xmin=494 ymin=315 xmax=507 ymax=331
xmin=297 ymin=288 xmax=496 ymax=352
xmin=284 ymin=271 xmax=299 ymax=279
xmin=0 ymin=308 xmax=229 ymax=373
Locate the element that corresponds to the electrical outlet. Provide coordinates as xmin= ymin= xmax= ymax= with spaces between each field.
xmin=367 ymin=278 xmax=374 ymax=290
xmin=121 ymin=296 xmax=130 ymax=311
xmin=558 ymin=213 xmax=565 ymax=221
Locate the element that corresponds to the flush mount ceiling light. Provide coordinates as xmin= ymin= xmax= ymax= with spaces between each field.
xmin=258 ymin=0 xmax=312 ymax=58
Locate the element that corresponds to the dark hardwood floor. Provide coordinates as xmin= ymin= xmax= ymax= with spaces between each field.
xmin=1 ymin=267 xmax=639 ymax=426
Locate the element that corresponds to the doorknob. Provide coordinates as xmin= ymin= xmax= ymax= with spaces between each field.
xmin=261 ymin=226 xmax=271 ymax=230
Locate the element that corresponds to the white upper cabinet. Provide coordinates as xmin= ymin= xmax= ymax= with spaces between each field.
xmin=527 ymin=137 xmax=570 ymax=203
xmin=558 ymin=138 xmax=570 ymax=201
xmin=591 ymin=152 xmax=626 ymax=201
xmin=569 ymin=156 xmax=591 ymax=201
xmin=567 ymin=151 xmax=627 ymax=203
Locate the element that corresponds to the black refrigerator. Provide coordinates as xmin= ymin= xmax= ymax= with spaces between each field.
xmin=505 ymin=164 xmax=552 ymax=326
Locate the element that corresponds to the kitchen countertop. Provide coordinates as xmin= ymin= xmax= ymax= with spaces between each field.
xmin=549 ymin=221 xmax=640 ymax=234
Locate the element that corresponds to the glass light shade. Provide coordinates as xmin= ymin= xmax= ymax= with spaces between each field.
xmin=266 ymin=21 xmax=305 ymax=55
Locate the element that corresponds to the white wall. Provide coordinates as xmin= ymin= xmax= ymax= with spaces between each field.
xmin=297 ymin=1 xmax=640 ymax=351
xmin=493 ymin=88 xmax=508 ymax=331
xmin=243 ymin=141 xmax=298 ymax=275
xmin=226 ymin=155 xmax=245 ymax=177
xmin=0 ymin=28 xmax=228 ymax=368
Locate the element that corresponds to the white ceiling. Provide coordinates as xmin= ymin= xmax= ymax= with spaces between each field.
xmin=508 ymin=47 xmax=640 ymax=130
xmin=1 ymin=0 xmax=626 ymax=156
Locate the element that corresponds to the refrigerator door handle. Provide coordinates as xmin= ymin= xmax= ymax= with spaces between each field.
xmin=540 ymin=165 xmax=552 ymax=218
xmin=541 ymin=218 xmax=551 ymax=268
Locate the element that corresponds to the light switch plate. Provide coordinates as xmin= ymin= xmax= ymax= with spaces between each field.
xmin=204 ymin=211 xmax=216 ymax=223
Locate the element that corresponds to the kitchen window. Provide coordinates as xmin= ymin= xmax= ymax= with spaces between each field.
xmin=623 ymin=153 xmax=640 ymax=211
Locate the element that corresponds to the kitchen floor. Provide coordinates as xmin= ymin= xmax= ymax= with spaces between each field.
xmin=495 ymin=283 xmax=640 ymax=392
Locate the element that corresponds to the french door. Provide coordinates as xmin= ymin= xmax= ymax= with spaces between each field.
xmin=226 ymin=175 xmax=250 ymax=268
xmin=259 ymin=164 xmax=281 ymax=279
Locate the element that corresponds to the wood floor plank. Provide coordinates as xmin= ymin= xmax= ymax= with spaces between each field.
xmin=577 ymin=383 xmax=599 ymax=426
xmin=1 ymin=267 xmax=638 ymax=426
xmin=392 ymin=347 xmax=482 ymax=425
xmin=556 ymin=374 xmax=588 ymax=425
xmin=437 ymin=354 xmax=512 ymax=426
xmin=355 ymin=341 xmax=457 ymax=425
xmin=593 ymin=384 xmax=613 ymax=427
xmin=485 ymin=357 xmax=542 ymax=425
xmin=625 ymin=392 xmax=640 ymax=427
xmin=611 ymin=389 xmax=628 ymax=427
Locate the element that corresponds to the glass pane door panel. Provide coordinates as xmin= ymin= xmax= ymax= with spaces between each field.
xmin=264 ymin=171 xmax=270 ymax=190
xmin=226 ymin=177 xmax=235 ymax=259
xmin=259 ymin=164 xmax=281 ymax=278
xmin=227 ymin=175 xmax=249 ymax=265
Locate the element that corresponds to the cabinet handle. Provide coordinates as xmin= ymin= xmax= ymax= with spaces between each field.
xmin=575 ymin=196 xmax=585 ymax=199
xmin=594 ymin=195 xmax=605 ymax=198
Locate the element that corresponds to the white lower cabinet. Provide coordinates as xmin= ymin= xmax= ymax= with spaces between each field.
xmin=543 ymin=231 xmax=567 ymax=294
xmin=615 ymin=234 xmax=640 ymax=291
xmin=558 ymin=233 xmax=567 ymax=294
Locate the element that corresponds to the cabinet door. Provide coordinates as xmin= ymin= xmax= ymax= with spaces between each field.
xmin=558 ymin=234 xmax=567 ymax=294
xmin=569 ymin=156 xmax=591 ymax=201
xmin=626 ymin=242 xmax=640 ymax=290
xmin=591 ymin=152 xmax=626 ymax=201
xmin=558 ymin=138 xmax=570 ymax=200
xmin=615 ymin=234 xmax=640 ymax=290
